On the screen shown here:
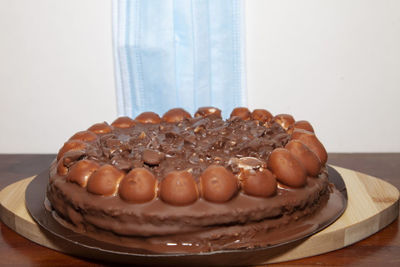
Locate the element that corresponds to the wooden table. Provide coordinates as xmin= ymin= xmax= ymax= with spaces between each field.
xmin=0 ymin=153 xmax=399 ymax=266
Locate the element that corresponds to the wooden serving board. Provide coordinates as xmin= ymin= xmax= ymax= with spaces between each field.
xmin=0 ymin=165 xmax=399 ymax=264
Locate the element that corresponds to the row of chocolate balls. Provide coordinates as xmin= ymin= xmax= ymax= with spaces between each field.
xmin=57 ymin=136 xmax=324 ymax=207
xmin=56 ymin=142 xmax=326 ymax=208
xmin=63 ymin=106 xmax=317 ymax=136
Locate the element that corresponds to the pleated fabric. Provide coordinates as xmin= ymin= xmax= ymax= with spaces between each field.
xmin=113 ymin=0 xmax=246 ymax=118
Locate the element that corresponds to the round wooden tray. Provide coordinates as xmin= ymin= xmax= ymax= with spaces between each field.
xmin=0 ymin=165 xmax=398 ymax=265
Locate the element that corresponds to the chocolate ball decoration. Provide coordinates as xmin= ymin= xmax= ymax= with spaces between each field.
xmin=62 ymin=150 xmax=86 ymax=167
xmin=66 ymin=160 xmax=100 ymax=187
xmin=87 ymin=122 xmax=113 ymax=134
xmin=135 ymin=112 xmax=161 ymax=124
xmin=285 ymin=140 xmax=322 ymax=176
xmin=251 ymin=109 xmax=273 ymax=123
xmin=290 ymin=128 xmax=314 ymax=140
xmin=69 ymin=131 xmax=98 ymax=142
xmin=57 ymin=159 xmax=68 ymax=176
xmin=200 ymin=165 xmax=238 ymax=203
xmin=267 ymin=148 xmax=307 ymax=188
xmin=87 ymin=164 xmax=125 ymax=196
xmin=241 ymin=169 xmax=277 ymax=198
xmin=194 ymin=107 xmax=222 ymax=118
xmin=290 ymin=130 xmax=328 ymax=164
xmin=294 ymin=120 xmax=314 ymax=133
xmin=230 ymin=107 xmax=251 ymax=120
xmin=274 ymin=114 xmax=295 ymax=131
xmin=159 ymin=170 xmax=198 ymax=206
xmin=142 ymin=149 xmax=165 ymax=165
xmin=57 ymin=140 xmax=86 ymax=161
xmin=119 ymin=168 xmax=157 ymax=203
xmin=111 ymin=116 xmax=136 ymax=128
xmin=162 ymin=108 xmax=192 ymax=123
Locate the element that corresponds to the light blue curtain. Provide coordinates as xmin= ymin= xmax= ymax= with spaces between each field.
xmin=113 ymin=0 xmax=246 ymax=118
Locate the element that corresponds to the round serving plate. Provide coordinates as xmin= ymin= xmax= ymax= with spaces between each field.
xmin=25 ymin=166 xmax=347 ymax=266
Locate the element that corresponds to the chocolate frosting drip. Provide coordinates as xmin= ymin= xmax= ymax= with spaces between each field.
xmin=79 ymin=115 xmax=289 ymax=180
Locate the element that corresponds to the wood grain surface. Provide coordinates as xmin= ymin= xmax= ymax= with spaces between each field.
xmin=0 ymin=154 xmax=399 ymax=266
xmin=0 ymin=165 xmax=399 ymax=265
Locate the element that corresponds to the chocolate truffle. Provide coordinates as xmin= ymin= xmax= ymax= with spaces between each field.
xmin=251 ymin=109 xmax=273 ymax=123
xmin=267 ymin=148 xmax=307 ymax=187
xmin=119 ymin=168 xmax=157 ymax=203
xmin=294 ymin=120 xmax=314 ymax=133
xmin=200 ymin=165 xmax=238 ymax=203
xmin=57 ymin=159 xmax=68 ymax=176
xmin=88 ymin=122 xmax=113 ymax=134
xmin=87 ymin=164 xmax=124 ymax=196
xmin=111 ymin=116 xmax=136 ymax=128
xmin=142 ymin=149 xmax=165 ymax=166
xmin=162 ymin=108 xmax=191 ymax=123
xmin=274 ymin=114 xmax=295 ymax=131
xmin=230 ymin=107 xmax=251 ymax=120
xmin=241 ymin=169 xmax=277 ymax=198
xmin=194 ymin=107 xmax=222 ymax=118
xmin=66 ymin=159 xmax=100 ymax=187
xmin=69 ymin=131 xmax=98 ymax=142
xmin=291 ymin=129 xmax=327 ymax=164
xmin=285 ymin=140 xmax=321 ymax=176
xmin=135 ymin=112 xmax=161 ymax=124
xmin=159 ymin=170 xmax=198 ymax=206
xmin=57 ymin=140 xmax=86 ymax=161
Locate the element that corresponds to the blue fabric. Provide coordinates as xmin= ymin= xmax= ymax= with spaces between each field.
xmin=113 ymin=0 xmax=246 ymax=118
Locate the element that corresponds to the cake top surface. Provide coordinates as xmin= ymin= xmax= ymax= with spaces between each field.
xmin=81 ymin=114 xmax=289 ymax=180
xmin=54 ymin=107 xmax=327 ymax=206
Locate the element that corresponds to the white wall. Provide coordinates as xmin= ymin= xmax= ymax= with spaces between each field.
xmin=0 ymin=0 xmax=399 ymax=153
xmin=246 ymin=0 xmax=400 ymax=152
xmin=0 ymin=0 xmax=117 ymax=153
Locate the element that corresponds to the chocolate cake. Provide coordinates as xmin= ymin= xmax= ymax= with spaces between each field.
xmin=46 ymin=107 xmax=335 ymax=253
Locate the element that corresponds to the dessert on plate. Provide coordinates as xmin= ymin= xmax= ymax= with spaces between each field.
xmin=46 ymin=107 xmax=336 ymax=253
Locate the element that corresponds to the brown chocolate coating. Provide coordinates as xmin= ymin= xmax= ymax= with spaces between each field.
xmin=230 ymin=107 xmax=251 ymax=120
xmin=57 ymin=159 xmax=68 ymax=176
xmin=69 ymin=131 xmax=98 ymax=142
xmin=194 ymin=107 xmax=222 ymax=118
xmin=111 ymin=116 xmax=136 ymax=128
xmin=291 ymin=130 xmax=328 ymax=164
xmin=241 ymin=169 xmax=277 ymax=198
xmin=267 ymin=148 xmax=307 ymax=187
xmin=291 ymin=128 xmax=314 ymax=140
xmin=135 ymin=112 xmax=161 ymax=124
xmin=274 ymin=114 xmax=295 ymax=131
xmin=159 ymin=170 xmax=198 ymax=206
xmin=86 ymin=164 xmax=124 ymax=196
xmin=162 ymin=108 xmax=192 ymax=123
xmin=285 ymin=140 xmax=321 ymax=176
xmin=57 ymin=140 xmax=86 ymax=161
xmin=200 ymin=165 xmax=238 ymax=203
xmin=119 ymin=168 xmax=157 ymax=203
xmin=251 ymin=109 xmax=273 ymax=123
xmin=66 ymin=159 xmax=100 ymax=187
xmin=142 ymin=149 xmax=165 ymax=166
xmin=88 ymin=122 xmax=113 ymax=134
xmin=62 ymin=150 xmax=86 ymax=167
xmin=294 ymin=120 xmax=314 ymax=133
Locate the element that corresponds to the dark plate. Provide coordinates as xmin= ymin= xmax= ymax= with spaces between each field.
xmin=26 ymin=166 xmax=347 ymax=266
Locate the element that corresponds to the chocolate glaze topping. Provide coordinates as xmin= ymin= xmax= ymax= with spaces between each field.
xmin=70 ymin=114 xmax=289 ymax=180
